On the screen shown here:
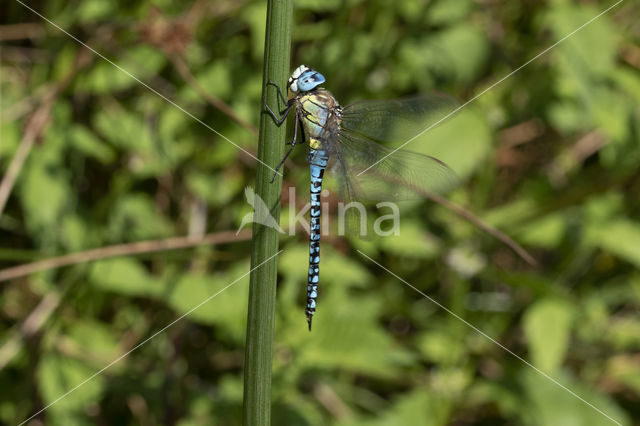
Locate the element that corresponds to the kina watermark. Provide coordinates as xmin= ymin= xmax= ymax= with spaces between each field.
xmin=237 ymin=186 xmax=400 ymax=237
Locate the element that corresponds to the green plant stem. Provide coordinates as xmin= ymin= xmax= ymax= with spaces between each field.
xmin=242 ymin=1 xmax=292 ymax=425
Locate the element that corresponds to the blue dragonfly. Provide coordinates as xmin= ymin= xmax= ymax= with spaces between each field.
xmin=264 ymin=65 xmax=458 ymax=330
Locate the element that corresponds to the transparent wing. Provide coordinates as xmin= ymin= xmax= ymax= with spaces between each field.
xmin=340 ymin=94 xmax=458 ymax=144
xmin=329 ymin=129 xmax=458 ymax=202
xmin=327 ymin=95 xmax=459 ymax=202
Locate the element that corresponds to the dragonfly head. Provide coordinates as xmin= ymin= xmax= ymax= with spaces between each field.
xmin=288 ymin=65 xmax=325 ymax=94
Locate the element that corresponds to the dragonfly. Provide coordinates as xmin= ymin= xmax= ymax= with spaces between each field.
xmin=264 ymin=65 xmax=458 ymax=330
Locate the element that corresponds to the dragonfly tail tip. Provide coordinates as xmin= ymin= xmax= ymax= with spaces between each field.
xmin=306 ymin=316 xmax=313 ymax=331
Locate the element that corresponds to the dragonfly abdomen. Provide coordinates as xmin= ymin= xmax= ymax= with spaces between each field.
xmin=299 ymin=90 xmax=340 ymax=330
xmin=306 ymin=148 xmax=329 ymax=330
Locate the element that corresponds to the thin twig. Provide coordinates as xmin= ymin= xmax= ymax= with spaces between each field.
xmin=0 ymin=83 xmax=52 ymax=123
xmin=0 ymin=230 xmax=252 ymax=283
xmin=0 ymin=292 xmax=60 ymax=370
xmin=498 ymin=119 xmax=545 ymax=148
xmin=0 ymin=92 xmax=55 ymax=216
xmin=621 ymin=43 xmax=640 ymax=69
xmin=0 ymin=23 xmax=45 ymax=41
xmin=313 ymin=383 xmax=353 ymax=420
xmin=546 ymin=131 xmax=608 ymax=187
xmin=137 ymin=3 xmax=257 ymax=135
xmin=379 ymin=173 xmax=537 ymax=266
xmin=0 ymin=46 xmax=51 ymax=65
xmin=426 ymin=192 xmax=537 ymax=266
xmin=0 ymin=50 xmax=92 ymax=217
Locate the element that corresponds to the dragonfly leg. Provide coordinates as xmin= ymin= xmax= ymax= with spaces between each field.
xmin=263 ymin=81 xmax=294 ymax=125
xmin=270 ymin=116 xmax=301 ymax=183
xmin=266 ymin=80 xmax=288 ymax=107
xmin=286 ymin=115 xmax=306 ymax=145
xmin=263 ymin=97 xmax=293 ymax=126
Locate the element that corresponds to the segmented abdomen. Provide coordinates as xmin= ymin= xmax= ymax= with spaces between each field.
xmin=298 ymin=89 xmax=340 ymax=330
xmin=306 ymin=148 xmax=328 ymax=330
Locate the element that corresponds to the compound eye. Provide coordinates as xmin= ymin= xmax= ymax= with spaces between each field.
xmin=297 ymin=71 xmax=325 ymax=91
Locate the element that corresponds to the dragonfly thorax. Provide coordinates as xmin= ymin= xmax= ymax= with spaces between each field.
xmin=297 ymin=89 xmax=342 ymax=150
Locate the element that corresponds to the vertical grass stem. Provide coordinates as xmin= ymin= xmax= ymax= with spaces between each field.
xmin=242 ymin=1 xmax=293 ymax=425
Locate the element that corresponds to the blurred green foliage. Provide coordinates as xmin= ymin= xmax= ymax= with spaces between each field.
xmin=1 ymin=0 xmax=639 ymax=425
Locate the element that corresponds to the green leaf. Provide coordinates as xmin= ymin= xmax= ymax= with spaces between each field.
xmin=605 ymin=317 xmax=640 ymax=350
xmin=404 ymin=108 xmax=491 ymax=180
xmin=90 ymin=258 xmax=165 ymax=298
xmin=547 ymin=100 xmax=585 ymax=134
xmin=20 ymin=156 xmax=70 ymax=232
xmin=0 ymin=121 xmax=20 ymax=161
xmin=76 ymin=0 xmax=114 ymax=23
xmin=586 ymin=219 xmax=640 ymax=269
xmin=37 ymin=353 xmax=105 ymax=422
xmin=94 ymin=106 xmax=153 ymax=153
xmin=397 ymin=24 xmax=488 ymax=89
xmin=166 ymin=268 xmax=250 ymax=340
xmin=193 ymin=62 xmax=232 ymax=101
xmin=417 ymin=329 xmax=464 ymax=365
xmin=607 ymin=355 xmax=640 ymax=397
xmin=66 ymin=320 xmax=120 ymax=365
xmin=484 ymin=198 xmax=536 ymax=229
xmin=523 ymin=299 xmax=574 ymax=373
xmin=241 ymin=3 xmax=268 ymax=60
xmin=108 ymin=194 xmax=174 ymax=241
xmin=290 ymin=282 xmax=414 ymax=378
xmin=75 ymin=62 xmax=134 ymax=94
xmin=279 ymin=245 xmax=370 ymax=288
xmin=545 ymin=4 xmax=617 ymax=79
xmin=158 ymin=105 xmax=190 ymax=142
xmin=295 ymin=0 xmax=344 ymax=12
xmin=377 ymin=220 xmax=442 ymax=259
xmin=69 ymin=125 xmax=116 ymax=164
xmin=518 ymin=369 xmax=628 ymax=426
xmin=427 ymin=0 xmax=474 ymax=26
xmin=338 ymin=390 xmax=450 ymax=426
xmin=186 ymin=171 xmax=243 ymax=207
xmin=589 ymin=88 xmax=630 ymax=142
xmin=517 ymin=213 xmax=566 ymax=249
xmin=614 ymin=68 xmax=640 ymax=100
xmin=445 ymin=245 xmax=486 ymax=278
xmin=59 ymin=215 xmax=90 ymax=252
xmin=76 ymin=46 xmax=166 ymax=94
xmin=427 ymin=25 xmax=489 ymax=85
